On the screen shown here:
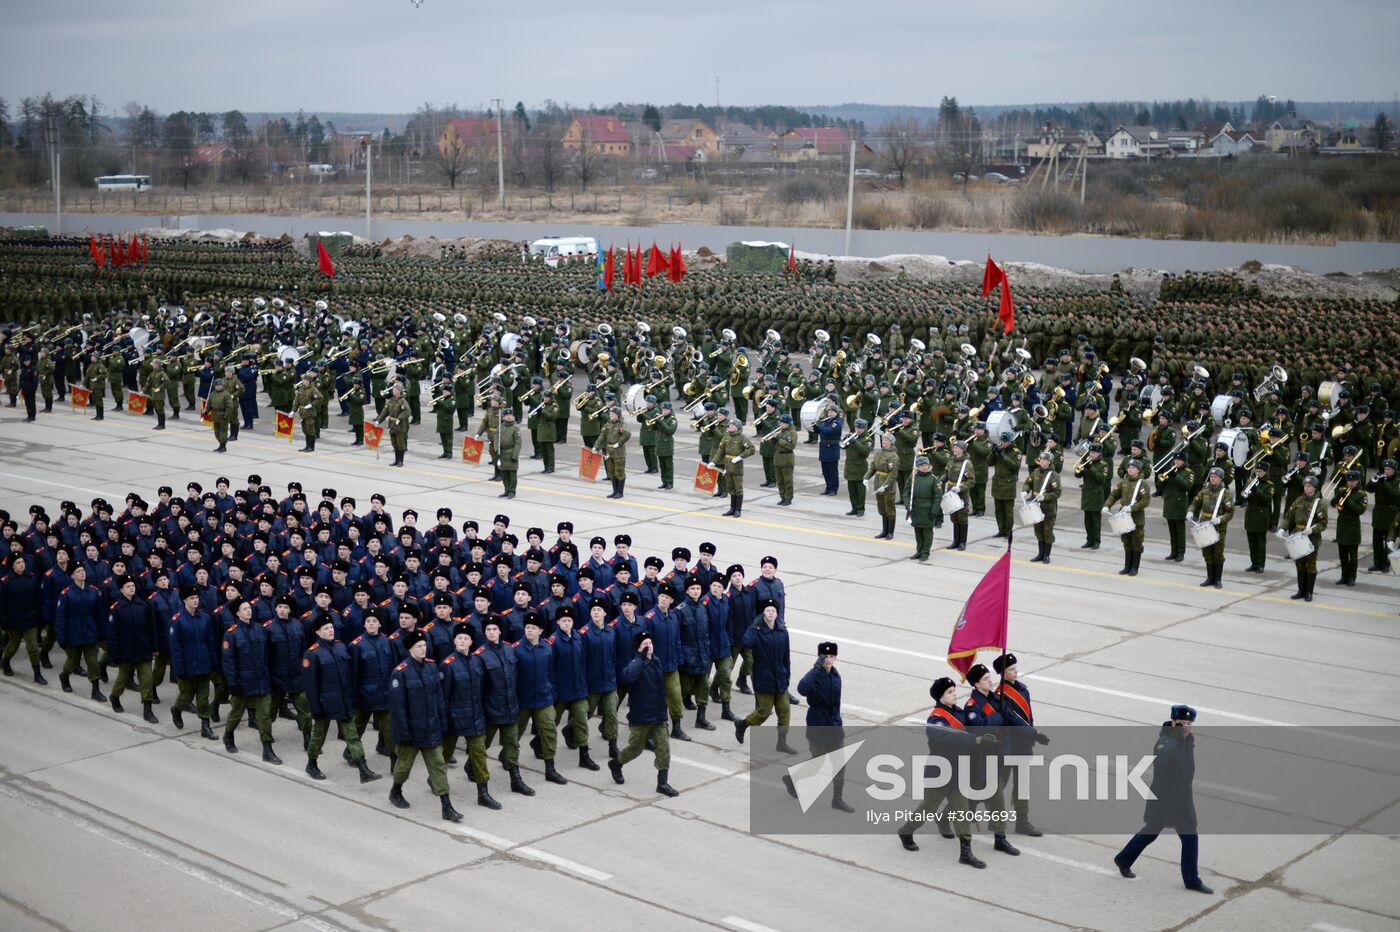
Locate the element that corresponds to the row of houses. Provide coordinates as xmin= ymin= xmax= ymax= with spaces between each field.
xmin=1033 ymin=117 xmax=1381 ymax=160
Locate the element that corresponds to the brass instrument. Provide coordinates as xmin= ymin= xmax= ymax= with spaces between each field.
xmin=1156 ymin=461 xmax=1182 ymax=481
xmin=839 ymin=429 xmax=866 ymax=449
xmin=1323 ymin=447 xmax=1363 ymax=498
xmin=338 ymin=384 xmax=364 ymax=402
xmin=758 ymin=424 xmax=786 ymax=444
xmin=683 ymin=381 xmax=722 ymax=412
xmin=573 ymin=389 xmax=597 ymax=411
xmin=526 ymin=398 xmax=548 ymax=419
xmin=691 ymin=411 xmax=723 ymax=433
xmin=1240 ymin=428 xmax=1287 ymax=473
xmin=877 ymin=403 xmax=906 ymax=431
xmin=1334 ymin=486 xmax=1354 ymax=512
xmin=1331 ymin=422 xmax=1352 ymax=440
xmin=638 ymin=408 xmax=664 ymax=429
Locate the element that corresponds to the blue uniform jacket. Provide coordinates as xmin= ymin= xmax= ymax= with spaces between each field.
xmin=304 ymin=637 xmax=357 ymax=721
xmin=740 ymin=622 xmax=791 ymax=694
xmin=621 ymin=654 xmax=668 ymax=725
xmin=263 ymin=616 xmax=306 ymax=694
xmin=221 ymin=620 xmax=272 ymax=696
xmin=389 ymin=656 xmax=447 ymax=749
xmin=702 ymin=593 xmax=731 ymax=660
xmin=549 ymin=630 xmax=589 ymax=703
xmin=675 ymin=597 xmax=712 ymax=675
xmin=476 ymin=641 xmax=521 ymax=725
xmin=514 ymin=638 xmax=556 ymax=710
xmin=351 ymin=632 xmax=395 ymax=712
xmin=641 ymin=606 xmax=681 ymax=673
xmin=55 ymin=583 xmax=104 ymax=647
xmin=440 ymin=651 xmax=487 ymax=738
xmin=797 ymin=662 xmax=843 ymax=732
xmin=816 ymin=416 xmax=843 ymax=463
xmin=169 ymin=606 xmax=216 ymax=678
xmin=581 ymin=621 xmax=618 ymax=694
xmin=106 ymin=594 xmax=155 ymax=664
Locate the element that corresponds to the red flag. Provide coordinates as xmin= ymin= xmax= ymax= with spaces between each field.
xmin=317 ymin=239 xmax=335 ymax=278
xmin=627 ymin=243 xmax=640 ymax=285
xmin=88 ymin=235 xmax=101 ymax=266
xmin=998 ymin=278 xmax=1015 ymax=335
xmin=947 ymin=549 xmax=1011 ymax=680
xmin=694 ymin=461 xmax=719 ymax=493
xmin=461 ymin=435 xmax=485 ymax=465
xmin=364 ymin=421 xmax=384 ymax=449
xmin=981 ymin=255 xmax=1004 ymax=298
xmin=70 ymin=385 xmax=91 ymax=409
xmin=604 ymin=246 xmax=616 ymax=291
xmin=274 ymin=411 xmax=295 ymax=441
xmin=579 ymin=447 xmax=602 ymax=481
xmin=645 ymin=241 xmax=668 ymax=278
xmin=126 ymin=391 xmax=149 ymax=415
xmin=669 ymin=244 xmax=687 ymax=282
xmin=786 ymin=243 xmax=797 ymax=274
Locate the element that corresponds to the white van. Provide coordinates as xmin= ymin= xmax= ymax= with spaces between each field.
xmin=529 ymin=236 xmax=599 ymax=268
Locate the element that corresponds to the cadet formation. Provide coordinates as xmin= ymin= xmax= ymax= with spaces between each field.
xmin=3 ymin=234 xmax=1396 ymax=594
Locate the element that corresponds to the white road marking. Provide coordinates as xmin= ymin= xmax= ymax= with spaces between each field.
xmin=970 ymin=834 xmax=1121 ymax=876
xmin=0 ymin=470 xmax=116 ymax=498
xmin=841 ymin=703 xmax=893 ymax=719
xmin=451 ymin=824 xmax=516 ymax=849
xmin=1311 ymin=923 xmax=1360 ymax=932
xmin=515 ymin=846 xmax=613 ymax=882
xmin=669 ymin=755 xmax=736 ymax=776
xmin=723 ymin=917 xmax=783 ymax=932
xmin=1195 ymin=780 xmax=1279 ymax=802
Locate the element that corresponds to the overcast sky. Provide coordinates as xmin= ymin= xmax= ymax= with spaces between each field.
xmin=3 ymin=0 xmax=1395 ymax=116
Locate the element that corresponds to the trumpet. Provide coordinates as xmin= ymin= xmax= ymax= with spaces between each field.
xmin=573 ymin=389 xmax=597 ymax=411
xmin=839 ymin=429 xmax=866 ymax=449
xmin=1156 ymin=461 xmax=1182 ymax=481
xmin=758 ymin=424 xmax=786 ymax=444
xmin=1241 ymin=429 xmax=1288 ymax=472
xmin=338 ymin=384 xmax=364 ymax=402
xmin=1334 ymin=486 xmax=1355 ymax=512
xmin=638 ymin=409 xmax=664 ymax=428
xmin=691 ymin=412 xmax=723 ymax=432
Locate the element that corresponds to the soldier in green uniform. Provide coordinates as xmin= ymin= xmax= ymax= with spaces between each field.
xmin=843 ymin=419 xmax=872 ymax=517
xmin=344 ymin=371 xmax=366 ymax=445
xmin=477 ymin=395 xmax=503 ymax=480
xmin=1105 ymin=458 xmax=1151 ymax=575
xmin=967 ymin=423 xmax=992 ymax=517
xmin=402 ymin=357 xmax=426 ymax=424
xmin=378 ymin=383 xmax=412 ymax=467
xmin=715 ymin=420 xmax=756 ymax=517
xmin=207 ymin=378 xmax=238 ymax=453
xmin=637 ymin=395 xmax=661 ymax=475
xmin=268 ymin=358 xmax=296 ymax=417
xmin=432 ymin=377 xmax=456 ymax=459
xmin=1365 ymin=459 xmax=1399 ymax=572
xmin=146 ymin=357 xmax=171 ymax=430
xmin=893 ymin=412 xmax=919 ymax=506
xmin=868 ymin=434 xmax=900 ymax=540
xmin=773 ymin=414 xmax=797 ymax=506
xmin=1157 ymin=451 xmax=1195 ymax=562
xmin=84 ymin=353 xmax=108 ymax=420
xmin=1331 ymin=470 xmax=1366 ymax=587
xmin=989 ymin=432 xmax=1023 ymax=538
xmin=294 ymin=372 xmax=325 ymax=453
xmin=599 ymin=407 xmax=631 ymax=500
xmin=1240 ymin=462 xmax=1276 ymax=573
xmin=105 ymin=347 xmax=126 ymax=411
xmin=944 ymin=439 xmax=973 ymax=551
xmin=1190 ymin=466 xmax=1235 ymax=588
xmin=496 ymin=409 xmax=521 ymax=498
xmin=453 ymin=368 xmax=475 ymax=431
xmin=905 ymin=455 xmax=940 ymax=560
xmin=315 ymin=365 xmax=334 ymax=433
xmin=579 ymin=390 xmax=604 ymax=453
xmin=654 ymin=400 xmax=678 ymax=490
xmin=36 ymin=349 xmax=54 ymax=413
xmin=1024 ymin=451 xmax=1062 ymax=563
xmin=754 ymin=399 xmax=779 ymax=487
xmin=1282 ymin=475 xmax=1327 ymax=602
xmin=534 ymin=391 xmax=559 ymax=473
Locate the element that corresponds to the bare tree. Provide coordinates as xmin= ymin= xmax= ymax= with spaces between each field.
xmin=573 ymin=121 xmax=598 ymax=191
xmin=535 ymin=122 xmax=563 ymax=193
xmin=940 ymin=109 xmax=982 ymax=191
xmin=435 ymin=122 xmax=470 ymax=188
xmin=881 ymin=116 xmax=920 ymax=187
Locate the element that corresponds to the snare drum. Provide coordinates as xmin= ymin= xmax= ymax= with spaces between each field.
xmin=1189 ymin=520 xmax=1220 ymax=549
xmin=1283 ymin=531 xmax=1315 ymax=560
xmin=941 ymin=489 xmax=966 ymax=515
xmin=1017 ymin=498 xmax=1045 ymax=526
xmin=1210 ymin=393 xmax=1234 ymax=424
xmin=1215 ymin=427 xmax=1250 ymax=467
xmin=1107 ymin=509 xmax=1137 ymax=536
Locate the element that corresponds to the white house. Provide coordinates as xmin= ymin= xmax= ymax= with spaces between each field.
xmin=1104 ymin=125 xmax=1170 ymax=159
xmin=1207 ymin=130 xmax=1261 ymax=157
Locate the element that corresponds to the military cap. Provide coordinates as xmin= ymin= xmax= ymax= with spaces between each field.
xmin=1169 ymin=704 xmax=1197 ymax=722
xmin=657 ymin=583 xmax=679 ymax=600
xmin=930 ymin=676 xmax=956 ymax=702
xmin=966 ymin=663 xmax=991 ymax=684
xmin=644 ymin=555 xmax=664 ymax=570
xmin=672 ymin=546 xmax=691 ymax=561
xmin=620 ymin=591 xmax=640 ymax=606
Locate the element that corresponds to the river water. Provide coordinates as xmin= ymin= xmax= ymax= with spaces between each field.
xmin=4 ymin=211 xmax=1398 ymax=274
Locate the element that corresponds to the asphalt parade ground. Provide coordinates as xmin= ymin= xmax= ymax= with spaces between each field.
xmin=1 ymin=398 xmax=1397 ymax=932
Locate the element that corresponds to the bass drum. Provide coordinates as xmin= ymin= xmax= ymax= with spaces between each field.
xmin=800 ymin=399 xmax=829 ymax=431
xmin=1216 ymin=427 xmax=1249 ymax=467
xmin=623 ymin=383 xmax=647 ymax=414
xmin=985 ymin=409 xmax=1018 ymax=442
xmin=1318 ymin=380 xmax=1343 ymax=411
xmin=500 ymin=332 xmax=522 ymax=356
xmin=1210 ymin=393 xmax=1234 ymax=424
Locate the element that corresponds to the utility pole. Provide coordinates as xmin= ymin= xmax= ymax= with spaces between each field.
xmin=843 ymin=137 xmax=856 ymax=256
xmin=362 ymin=135 xmax=372 ymax=239
xmin=492 ymin=98 xmax=505 ymax=209
xmin=45 ymin=118 xmax=61 ymax=235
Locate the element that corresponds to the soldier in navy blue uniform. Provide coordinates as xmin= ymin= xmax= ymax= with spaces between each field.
xmin=264 ymin=594 xmax=312 ymax=748
xmin=582 ymin=597 xmax=620 ymax=760
xmin=751 ymin=555 xmax=799 ymax=706
xmin=304 ymin=614 xmax=381 ymax=784
xmin=675 ymin=576 xmax=715 ymax=731
xmin=351 ymin=612 xmax=395 ymax=759
xmin=169 ymin=584 xmax=218 ymax=739
xmin=898 ymin=676 xmax=994 ymax=868
xmin=963 ymin=663 xmax=1020 ymax=857
xmin=607 ymin=631 xmax=680 ymax=797
xmin=387 ymin=629 xmax=463 ymax=821
xmin=516 ymin=612 xmax=568 ymax=785
xmin=478 ymin=617 xmax=533 ymax=796
xmin=733 ymin=599 xmax=797 ymax=754
xmin=641 ymin=583 xmax=687 ymax=742
xmin=220 ymin=598 xmax=281 ymax=763
xmin=550 ymin=606 xmax=598 ymax=771
xmin=440 ymin=623 xmax=501 ymax=810
xmin=106 ymin=575 xmax=159 ymax=722
xmin=55 ymin=563 xmax=105 ymax=701
xmin=994 ymin=653 xmax=1049 ymax=835
xmin=1114 ymin=705 xmax=1212 ymax=894
xmin=781 ymin=641 xmax=853 ymax=811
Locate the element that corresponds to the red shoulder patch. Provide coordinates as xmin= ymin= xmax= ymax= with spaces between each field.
xmin=472 ymin=646 xmax=486 ymax=655
xmin=442 ymin=655 xmax=455 ymax=665
xmin=394 ymin=661 xmax=407 ymax=671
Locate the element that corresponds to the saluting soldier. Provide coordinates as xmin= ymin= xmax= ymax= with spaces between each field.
xmin=654 ymin=401 xmax=678 ymax=490
xmin=1365 ymin=459 xmax=1399 ymax=573
xmin=1106 ymin=458 xmax=1151 ymax=576
xmin=599 ymin=406 xmax=631 ymax=500
xmin=1157 ymin=451 xmax=1195 ymax=562
xmin=715 ymin=419 xmax=756 ymax=518
xmin=1331 ymin=470 xmax=1366 ymax=587
xmin=294 ymin=372 xmax=324 ymax=453
xmin=1190 ymin=466 xmax=1235 ymax=589
xmin=1241 ymin=462 xmax=1276 ymax=573
xmin=843 ymin=418 xmax=872 ymax=517
xmin=497 ymin=409 xmax=521 ymax=499
xmin=377 ymin=383 xmax=412 ymax=468
xmin=1024 ymin=450 xmax=1062 ymax=564
xmin=868 ymin=433 xmax=900 ymax=540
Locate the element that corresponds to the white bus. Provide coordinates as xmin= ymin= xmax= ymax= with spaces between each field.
xmin=95 ymin=175 xmax=152 ymax=193
xmin=528 ymin=236 xmax=599 ymax=268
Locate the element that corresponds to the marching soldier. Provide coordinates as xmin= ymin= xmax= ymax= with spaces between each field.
xmin=497 ymin=409 xmax=521 ymax=499
xmin=868 ymin=433 xmax=900 ymax=540
xmin=944 ymin=440 xmax=973 ymax=551
xmin=1332 ymin=470 xmax=1366 ymax=587
xmin=967 ymin=422 xmax=992 ymax=517
xmin=1190 ymin=466 xmax=1235 ymax=588
xmin=207 ymin=378 xmax=238 ymax=453
xmin=377 ymin=383 xmax=411 ymax=467
xmin=607 ymin=630 xmax=681 ymax=797
xmin=733 ymin=599 xmax=797 ymax=754
xmin=638 ymin=395 xmax=660 ymax=475
xmin=843 ymin=418 xmax=871 ymax=517
xmin=906 ymin=454 xmax=941 ymax=560
xmin=534 ymin=390 xmax=559 ymax=474
xmin=1106 ymin=458 xmax=1151 ymax=576
xmin=516 ymin=612 xmax=569 ymax=786
xmin=1078 ymin=442 xmax=1112 ymax=549
xmin=106 ymin=576 xmax=159 ymax=722
xmin=773 ymin=414 xmax=797 ymax=506
xmin=220 ymin=598 xmax=282 ymax=764
xmin=1366 ymin=459 xmax=1399 ymax=573
xmin=294 ymin=372 xmax=324 ymax=453
xmin=715 ymin=419 xmax=756 ymax=518
xmin=387 ymin=629 xmax=463 ymax=821
xmin=599 ymin=407 xmax=631 ymax=500
xmin=1282 ymin=475 xmax=1327 ymax=602
xmin=1241 ymin=462 xmax=1276 ymax=573
xmin=147 ymin=358 xmax=172 ymax=430
xmin=781 ymin=641 xmax=853 ymax=812
xmin=897 ymin=675 xmax=988 ymax=868
xmin=1157 ymin=451 xmax=1195 ymax=562
xmin=440 ymin=622 xmax=501 ymax=810
xmin=84 ymin=352 xmax=108 ymax=420
xmin=1024 ymin=450 xmax=1062 ymax=563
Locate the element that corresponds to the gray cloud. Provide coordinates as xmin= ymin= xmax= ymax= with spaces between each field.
xmin=2 ymin=0 xmax=1394 ymax=115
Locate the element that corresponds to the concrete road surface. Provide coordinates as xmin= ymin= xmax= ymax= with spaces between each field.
xmin=1 ymin=400 xmax=1397 ymax=932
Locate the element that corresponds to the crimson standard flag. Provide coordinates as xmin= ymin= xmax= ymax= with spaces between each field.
xmin=946 ymin=549 xmax=1010 ymax=679
xmin=981 ymin=254 xmax=1004 ymax=298
xmin=317 ymin=240 xmax=336 ymax=277
xmin=998 ymin=276 xmax=1016 ymax=334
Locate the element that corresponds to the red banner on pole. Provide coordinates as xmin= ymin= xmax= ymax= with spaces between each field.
xmin=579 ymin=447 xmax=602 ymax=482
xmin=694 ymin=462 xmax=719 ymax=493
xmin=947 ymin=549 xmax=1011 ymax=680
xmin=126 ymin=391 xmax=149 ymax=415
xmin=274 ymin=410 xmax=295 ymax=442
xmin=364 ymin=421 xmax=384 ymax=449
xmin=70 ymin=385 xmax=91 ymax=409
xmin=461 ymin=435 xmax=484 ymax=465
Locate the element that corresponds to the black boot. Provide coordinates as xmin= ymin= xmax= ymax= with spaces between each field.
xmin=683 ymin=694 xmax=696 ymax=711
xmin=542 ymin=759 xmax=568 ymax=784
xmin=200 ymin=719 xmax=216 ymax=740
xmin=671 ymin=717 xmax=691 ymax=742
xmin=262 ymin=741 xmax=283 ymax=765
xmin=302 ymin=729 xmax=311 ymax=751
xmin=306 ymin=758 xmax=326 ymax=780
xmin=1305 ymin=571 xmax=1316 ymax=602
xmin=656 ymin=768 xmax=679 ymax=797
xmin=695 ymin=707 xmax=715 ymax=731
xmin=358 ymin=759 xmax=382 ymax=783
xmin=736 ymin=674 xmax=751 ymax=695
xmin=1119 ymin=551 xmax=1132 ymax=575
xmin=1042 ymin=543 xmax=1052 ymax=565
xmin=142 ymin=701 xmax=158 ymax=724
xmin=831 ymin=786 xmax=855 ymax=812
xmin=508 ymin=767 xmax=535 ymax=796
xmin=616 ymin=478 xmax=626 ymax=498
xmin=1291 ymin=564 xmax=1306 ymax=599
xmin=171 ymin=706 xmax=184 ymax=729
xmin=579 ymin=747 xmax=600 ymax=771
xmin=899 ymin=831 xmax=920 ymax=852
xmin=734 ymin=719 xmax=749 ymax=744
xmin=210 ymin=702 xmax=221 ymax=724
xmin=224 ymin=731 xmax=238 ymax=753
xmin=1030 ymin=541 xmax=1045 ymax=563
xmin=938 ymin=817 xmax=955 ymax=839
xmin=32 ymin=664 xmax=47 ymax=685
xmin=608 ymin=738 xmax=619 ymax=761
xmin=477 ymin=781 xmax=502 ymax=810
xmin=1212 ymin=563 xmax=1223 ymax=589
xmin=720 ymin=701 xmax=735 ymax=721
xmin=960 ymin=840 xmax=987 ymax=869
xmin=440 ymin=794 xmax=464 ymax=822
xmin=1129 ymin=552 xmax=1140 ymax=576
xmin=389 ymin=783 xmax=410 ymax=809
xmin=609 ymin=759 xmax=625 ymax=784
xmin=110 ymin=694 xmax=124 ymax=713
xmin=90 ymin=681 xmax=106 ymax=703
xmin=776 ymin=729 xmax=798 ymax=754
xmin=60 ymin=672 xmax=72 ymax=692
xmin=994 ymin=834 xmax=1021 ymax=856
xmin=723 ymin=495 xmax=737 ymax=517
xmin=733 ymin=495 xmax=742 ymax=518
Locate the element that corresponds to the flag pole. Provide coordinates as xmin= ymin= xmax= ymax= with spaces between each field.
xmin=997 ymin=531 xmax=1011 ymax=704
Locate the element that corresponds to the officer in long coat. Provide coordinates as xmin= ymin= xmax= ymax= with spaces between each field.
xmin=606 ymin=631 xmax=680 ymax=797
xmin=599 ymin=407 xmax=631 ymax=500
xmin=868 ymin=434 xmax=900 ymax=540
xmin=496 ymin=409 xmax=521 ymax=498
